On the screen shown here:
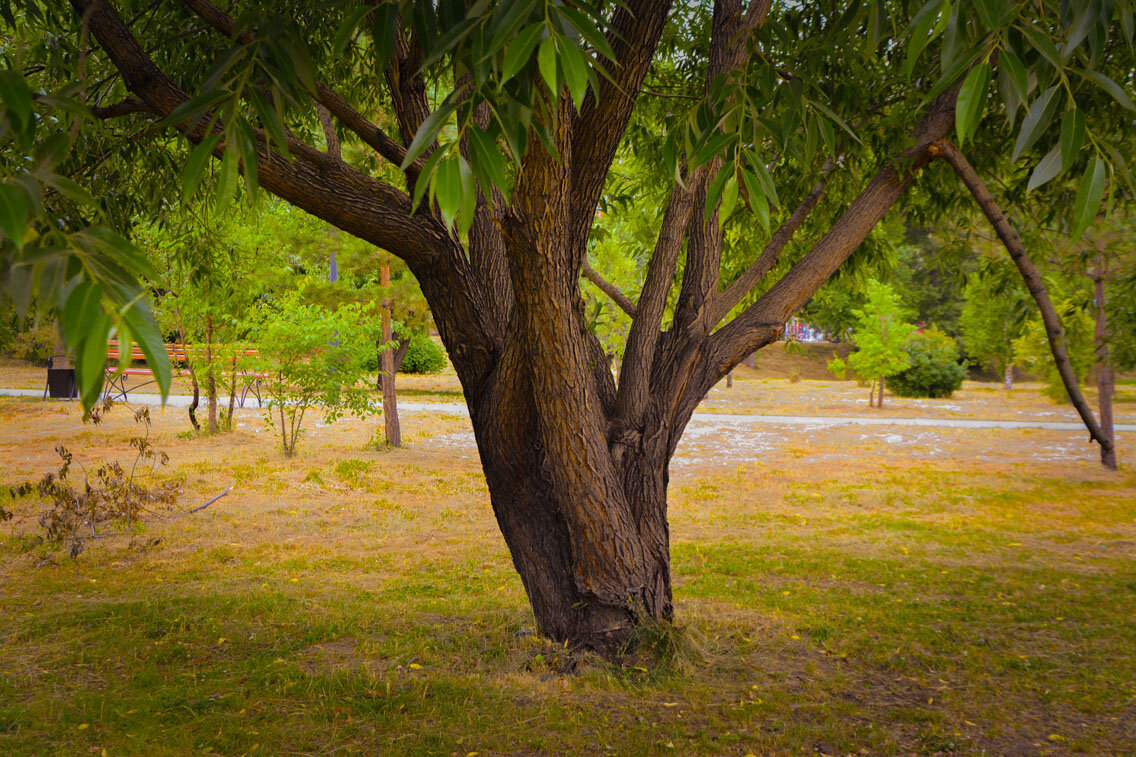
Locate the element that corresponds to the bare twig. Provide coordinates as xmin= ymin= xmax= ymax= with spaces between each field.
xmin=581 ymin=259 xmax=638 ymax=317
xmin=168 ymin=486 xmax=233 ymax=520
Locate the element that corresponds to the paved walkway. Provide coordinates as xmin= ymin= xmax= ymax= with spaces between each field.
xmin=5 ymin=388 xmax=1134 ymax=433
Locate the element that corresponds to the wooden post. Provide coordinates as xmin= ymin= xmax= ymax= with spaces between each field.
xmin=381 ymin=264 xmax=401 ymax=447
xmin=1093 ymin=252 xmax=1117 ymax=470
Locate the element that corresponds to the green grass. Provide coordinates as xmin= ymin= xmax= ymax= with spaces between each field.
xmin=1 ymin=400 xmax=1135 ymax=754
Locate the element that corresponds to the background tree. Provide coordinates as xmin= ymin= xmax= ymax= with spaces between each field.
xmin=5 ymin=0 xmax=1134 ymax=654
xmin=888 ymin=326 xmax=967 ymax=399
xmin=828 ymin=280 xmax=917 ymax=407
xmin=959 ymin=262 xmax=1031 ymax=389
xmin=250 ymin=298 xmax=378 ymax=457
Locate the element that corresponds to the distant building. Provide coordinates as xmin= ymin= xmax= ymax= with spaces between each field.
xmin=784 ymin=317 xmax=829 ymax=343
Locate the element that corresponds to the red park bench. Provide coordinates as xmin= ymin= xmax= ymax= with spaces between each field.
xmin=103 ymin=339 xmax=268 ymax=407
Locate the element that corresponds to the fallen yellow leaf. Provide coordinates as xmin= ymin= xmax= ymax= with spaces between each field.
xmin=408 ymin=663 xmax=423 ymax=669
xmin=77 ymin=723 xmax=89 ymax=730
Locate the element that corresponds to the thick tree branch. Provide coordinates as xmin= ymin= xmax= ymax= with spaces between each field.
xmin=567 ymin=0 xmax=673 ymax=266
xmin=582 ymin=259 xmax=637 ymax=318
xmin=87 ymin=95 xmax=153 ymax=118
xmin=72 ymin=0 xmax=453 ymax=267
xmin=614 ymin=184 xmax=693 ymax=429
xmin=709 ymin=86 xmax=961 ymax=374
xmin=672 ymin=0 xmax=770 ymax=335
xmin=707 ymin=160 xmax=833 ymax=326
xmin=933 ymin=139 xmax=1115 ymax=464
xmin=178 ymin=0 xmax=413 ymax=169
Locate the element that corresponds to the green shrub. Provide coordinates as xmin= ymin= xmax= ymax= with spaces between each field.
xmin=10 ymin=323 xmax=56 ymax=365
xmin=401 ymin=332 xmax=447 ymax=373
xmin=889 ymin=328 xmax=966 ymax=398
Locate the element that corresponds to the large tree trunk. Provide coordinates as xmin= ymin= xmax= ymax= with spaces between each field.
xmin=1004 ymin=363 xmax=1013 ymax=391
xmin=465 ymin=354 xmax=673 ymax=653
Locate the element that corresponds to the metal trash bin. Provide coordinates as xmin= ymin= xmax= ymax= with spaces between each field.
xmin=46 ymin=368 xmax=78 ymax=399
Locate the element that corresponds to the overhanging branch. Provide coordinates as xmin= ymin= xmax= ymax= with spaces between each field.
xmin=178 ymin=0 xmax=414 ymax=169
xmin=933 ymin=139 xmax=1115 ymax=464
xmin=72 ymin=0 xmax=447 ymax=267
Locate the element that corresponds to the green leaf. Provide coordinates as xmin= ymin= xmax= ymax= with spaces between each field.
xmin=401 ymin=100 xmax=457 ymax=168
xmin=955 ymin=62 xmax=991 ymax=147
xmin=371 ymin=3 xmax=400 ymax=70
xmin=61 ymin=280 xmax=103 ymax=351
xmin=0 ymin=69 xmax=32 ymax=130
xmin=999 ymin=48 xmax=1029 ymax=104
xmin=1073 ymin=67 xmax=1136 ymax=111
xmin=1011 ymin=85 xmax=1060 ymax=161
xmin=704 ymin=159 xmax=733 ymax=226
xmin=740 ymin=168 xmax=769 ymax=233
xmin=235 ymin=118 xmax=260 ymax=204
xmin=501 ymin=23 xmax=544 ymax=83
xmin=249 ymin=88 xmax=291 ymax=158
xmin=215 ymin=149 xmax=239 ymax=211
xmin=1060 ymin=108 xmax=1084 ymax=170
xmin=421 ymin=17 xmax=479 ymax=69
xmin=538 ymin=36 xmax=559 ymax=95
xmin=559 ymin=6 xmax=616 ymax=62
xmin=1017 ymin=23 xmax=1063 ymax=71
xmin=1026 ymin=143 xmax=1062 ymax=191
xmin=42 ymin=174 xmax=96 ymax=207
xmin=807 ymin=99 xmax=861 ymax=145
xmin=468 ymin=126 xmax=508 ymax=200
xmin=0 ymin=182 xmax=30 ymax=250
xmin=78 ymin=311 xmax=112 ymax=409
xmin=411 ymin=147 xmax=447 ymax=212
xmin=749 ymin=153 xmax=779 ymax=208
xmin=457 ymin=154 xmax=476 ymax=237
xmin=1071 ymin=157 xmax=1106 ymax=238
xmin=818 ymin=117 xmax=836 ymax=156
xmin=719 ymin=173 xmax=739 ymax=222
xmin=903 ymin=0 xmax=946 ymax=78
xmin=183 ymin=133 xmax=222 ymax=201
xmin=332 ymin=5 xmax=374 ymax=56
xmin=434 ymin=152 xmax=463 ymax=229
xmin=156 ymin=89 xmax=229 ymax=130
xmin=559 ymin=40 xmax=590 ymax=110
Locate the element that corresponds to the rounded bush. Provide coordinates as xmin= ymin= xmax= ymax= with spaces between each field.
xmin=889 ymin=328 xmax=966 ymax=398
xmin=400 ymin=332 xmax=447 ymax=373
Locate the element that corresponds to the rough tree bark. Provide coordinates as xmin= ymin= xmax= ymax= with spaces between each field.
xmin=75 ymin=0 xmax=967 ymax=653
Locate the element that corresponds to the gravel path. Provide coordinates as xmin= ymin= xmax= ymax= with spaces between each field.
xmin=7 ymin=388 xmax=1135 ymax=433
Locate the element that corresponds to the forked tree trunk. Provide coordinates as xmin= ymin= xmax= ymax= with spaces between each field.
xmin=464 ymin=362 xmax=673 ymax=652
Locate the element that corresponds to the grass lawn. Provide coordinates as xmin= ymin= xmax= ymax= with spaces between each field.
xmin=1 ymin=383 xmax=1134 ymax=755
